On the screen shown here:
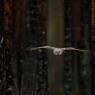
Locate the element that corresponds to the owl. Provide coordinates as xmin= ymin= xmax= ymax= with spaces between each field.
xmin=26 ymin=45 xmax=87 ymax=55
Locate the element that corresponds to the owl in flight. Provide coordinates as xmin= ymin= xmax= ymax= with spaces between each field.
xmin=26 ymin=45 xmax=87 ymax=55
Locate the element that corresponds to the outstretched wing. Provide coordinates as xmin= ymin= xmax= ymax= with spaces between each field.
xmin=28 ymin=45 xmax=56 ymax=51
xmin=62 ymin=47 xmax=87 ymax=52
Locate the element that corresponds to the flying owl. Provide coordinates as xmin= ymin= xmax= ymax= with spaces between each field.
xmin=26 ymin=45 xmax=87 ymax=55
